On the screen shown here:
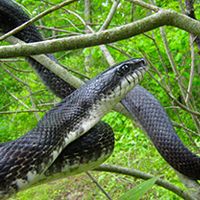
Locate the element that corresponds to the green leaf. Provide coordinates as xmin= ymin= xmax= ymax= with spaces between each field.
xmin=118 ymin=177 xmax=159 ymax=200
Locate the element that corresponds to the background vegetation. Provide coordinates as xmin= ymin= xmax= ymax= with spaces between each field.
xmin=0 ymin=0 xmax=199 ymax=199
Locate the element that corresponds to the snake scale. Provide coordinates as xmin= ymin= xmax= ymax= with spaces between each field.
xmin=0 ymin=0 xmax=200 ymax=199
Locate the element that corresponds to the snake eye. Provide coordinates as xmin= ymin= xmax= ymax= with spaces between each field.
xmin=140 ymin=60 xmax=146 ymax=65
xmin=117 ymin=64 xmax=130 ymax=77
xmin=121 ymin=64 xmax=130 ymax=72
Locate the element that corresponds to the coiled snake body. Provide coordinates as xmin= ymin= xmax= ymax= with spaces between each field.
xmin=0 ymin=0 xmax=200 ymax=199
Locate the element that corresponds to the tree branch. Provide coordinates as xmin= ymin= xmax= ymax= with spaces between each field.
xmin=86 ymin=172 xmax=113 ymax=200
xmin=94 ymin=164 xmax=195 ymax=200
xmin=99 ymin=0 xmax=120 ymax=32
xmin=1 ymin=9 xmax=200 ymax=58
xmin=0 ymin=110 xmax=46 ymax=114
xmin=0 ymin=0 xmax=77 ymax=41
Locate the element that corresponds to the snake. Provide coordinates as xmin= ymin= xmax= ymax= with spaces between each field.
xmin=0 ymin=0 xmax=200 ymax=199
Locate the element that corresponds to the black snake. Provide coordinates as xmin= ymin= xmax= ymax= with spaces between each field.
xmin=0 ymin=0 xmax=200 ymax=199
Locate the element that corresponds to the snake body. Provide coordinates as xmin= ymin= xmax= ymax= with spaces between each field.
xmin=0 ymin=50 xmax=147 ymax=200
xmin=0 ymin=0 xmax=200 ymax=199
xmin=122 ymin=86 xmax=200 ymax=180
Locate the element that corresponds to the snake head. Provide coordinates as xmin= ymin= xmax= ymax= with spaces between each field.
xmin=90 ymin=58 xmax=148 ymax=103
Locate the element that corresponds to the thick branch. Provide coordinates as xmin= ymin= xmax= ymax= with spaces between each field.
xmin=1 ymin=10 xmax=200 ymax=58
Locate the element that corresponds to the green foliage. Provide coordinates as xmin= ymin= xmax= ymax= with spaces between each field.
xmin=118 ymin=177 xmax=159 ymax=200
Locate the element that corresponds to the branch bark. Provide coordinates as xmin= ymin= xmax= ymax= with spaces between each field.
xmin=1 ymin=9 xmax=200 ymax=58
xmin=94 ymin=164 xmax=195 ymax=200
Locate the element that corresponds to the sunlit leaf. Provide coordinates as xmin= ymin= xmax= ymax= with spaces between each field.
xmin=118 ymin=177 xmax=159 ymax=200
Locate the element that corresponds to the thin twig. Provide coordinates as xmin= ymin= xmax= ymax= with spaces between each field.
xmin=172 ymin=121 xmax=200 ymax=138
xmin=47 ymin=33 xmax=79 ymax=39
xmin=0 ymin=89 xmax=47 ymax=111
xmin=0 ymin=63 xmax=28 ymax=86
xmin=0 ymin=59 xmax=32 ymax=73
xmin=106 ymin=44 xmax=132 ymax=58
xmin=126 ymin=0 xmax=161 ymax=12
xmin=147 ymin=71 xmax=200 ymax=117
xmin=0 ymin=110 xmax=46 ymax=114
xmin=160 ymin=26 xmax=186 ymax=99
xmin=0 ymin=0 xmax=77 ymax=41
xmin=0 ymin=104 xmax=23 ymax=130
xmin=61 ymin=17 xmax=86 ymax=33
xmin=86 ymin=172 xmax=113 ymax=200
xmin=37 ymin=25 xmax=80 ymax=35
xmin=5 ymin=88 xmax=31 ymax=110
xmin=0 ymin=58 xmax=24 ymax=62
xmin=99 ymin=0 xmax=120 ymax=32
xmin=185 ymin=35 xmax=195 ymax=103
